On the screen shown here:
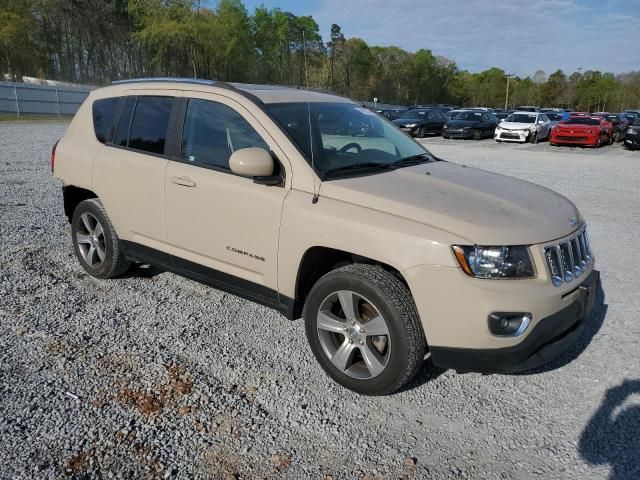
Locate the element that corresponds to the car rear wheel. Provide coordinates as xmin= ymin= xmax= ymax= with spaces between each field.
xmin=72 ymin=199 xmax=131 ymax=279
xmin=303 ymin=264 xmax=430 ymax=395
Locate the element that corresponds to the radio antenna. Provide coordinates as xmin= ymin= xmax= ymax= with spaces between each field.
xmin=303 ymin=29 xmax=319 ymax=204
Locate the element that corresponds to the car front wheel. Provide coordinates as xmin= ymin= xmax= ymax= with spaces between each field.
xmin=304 ymin=264 xmax=430 ymax=395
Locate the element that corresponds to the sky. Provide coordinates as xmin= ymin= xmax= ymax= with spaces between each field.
xmin=239 ymin=0 xmax=640 ymax=77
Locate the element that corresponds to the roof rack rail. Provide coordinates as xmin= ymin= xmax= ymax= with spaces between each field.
xmin=111 ymin=77 xmax=217 ymax=86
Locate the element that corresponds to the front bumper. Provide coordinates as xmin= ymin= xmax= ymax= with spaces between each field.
xmin=551 ymin=133 xmax=599 ymax=146
xmin=443 ymin=129 xmax=473 ymax=139
xmin=624 ymin=134 xmax=640 ymax=149
xmin=495 ymin=130 xmax=530 ymax=142
xmin=429 ymin=270 xmax=599 ymax=373
xmin=399 ymin=126 xmax=418 ymax=136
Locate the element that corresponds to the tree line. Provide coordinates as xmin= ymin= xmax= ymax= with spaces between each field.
xmin=1 ymin=0 xmax=639 ymax=111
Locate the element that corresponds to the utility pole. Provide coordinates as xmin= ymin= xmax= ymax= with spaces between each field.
xmin=505 ymin=73 xmax=514 ymax=110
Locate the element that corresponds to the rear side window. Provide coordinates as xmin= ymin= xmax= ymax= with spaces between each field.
xmin=92 ymin=98 xmax=119 ymax=143
xmin=181 ymin=99 xmax=268 ymax=170
xmin=128 ymin=96 xmax=174 ymax=155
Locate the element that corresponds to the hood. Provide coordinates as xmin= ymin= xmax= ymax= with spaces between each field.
xmin=320 ymin=162 xmax=580 ymax=245
xmin=555 ymin=123 xmax=599 ymax=131
xmin=499 ymin=121 xmax=534 ymax=130
xmin=393 ymin=118 xmax=423 ymax=126
xmin=446 ymin=119 xmax=481 ymax=127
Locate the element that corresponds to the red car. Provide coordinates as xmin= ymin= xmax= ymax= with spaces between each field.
xmin=550 ymin=116 xmax=613 ymax=147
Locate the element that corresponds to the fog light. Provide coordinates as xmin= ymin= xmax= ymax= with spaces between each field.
xmin=488 ymin=313 xmax=532 ymax=337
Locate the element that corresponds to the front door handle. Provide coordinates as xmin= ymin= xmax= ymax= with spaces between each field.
xmin=170 ymin=176 xmax=196 ymax=187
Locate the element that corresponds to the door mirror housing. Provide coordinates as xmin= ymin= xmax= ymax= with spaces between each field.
xmin=229 ymin=147 xmax=274 ymax=178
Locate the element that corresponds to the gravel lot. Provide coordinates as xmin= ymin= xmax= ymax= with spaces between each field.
xmin=1 ymin=121 xmax=638 ymax=479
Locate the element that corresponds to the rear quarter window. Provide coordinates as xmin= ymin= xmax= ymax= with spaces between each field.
xmin=92 ymin=97 xmax=119 ymax=144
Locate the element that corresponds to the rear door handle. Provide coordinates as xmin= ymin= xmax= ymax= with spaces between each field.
xmin=170 ymin=176 xmax=196 ymax=187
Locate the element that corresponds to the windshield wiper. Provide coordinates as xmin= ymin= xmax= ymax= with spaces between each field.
xmin=389 ymin=153 xmax=433 ymax=168
xmin=324 ymin=162 xmax=390 ymax=176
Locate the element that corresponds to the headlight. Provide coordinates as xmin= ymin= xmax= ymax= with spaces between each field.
xmin=443 ymin=124 xmax=449 ymax=129
xmin=406 ymin=123 xmax=417 ymax=128
xmin=585 ymin=129 xmax=593 ymax=134
xmin=529 ymin=125 xmax=537 ymax=132
xmin=452 ymin=245 xmax=535 ymax=279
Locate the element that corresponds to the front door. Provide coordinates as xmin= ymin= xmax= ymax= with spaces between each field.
xmin=164 ymin=94 xmax=290 ymax=300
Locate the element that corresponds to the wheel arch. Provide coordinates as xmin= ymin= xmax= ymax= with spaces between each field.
xmin=291 ymin=246 xmax=408 ymax=319
xmin=63 ymin=185 xmax=98 ymax=223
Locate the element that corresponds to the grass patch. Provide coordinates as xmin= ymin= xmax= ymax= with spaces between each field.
xmin=0 ymin=113 xmax=70 ymax=122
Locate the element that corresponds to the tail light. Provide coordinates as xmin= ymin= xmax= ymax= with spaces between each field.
xmin=51 ymin=139 xmax=59 ymax=173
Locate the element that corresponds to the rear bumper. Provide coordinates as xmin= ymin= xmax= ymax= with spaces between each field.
xmin=429 ymin=270 xmax=599 ymax=373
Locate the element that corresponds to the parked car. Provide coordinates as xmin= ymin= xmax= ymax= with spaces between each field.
xmin=623 ymin=118 xmax=640 ymax=150
xmin=379 ymin=109 xmax=406 ymax=121
xmin=469 ymin=107 xmax=495 ymax=112
xmin=592 ymin=113 xmax=624 ymax=142
xmin=545 ymin=112 xmax=564 ymax=128
xmin=51 ymin=78 xmax=598 ymax=395
xmin=515 ymin=106 xmax=540 ymax=112
xmin=442 ymin=110 xmax=498 ymax=140
xmin=549 ymin=116 xmax=613 ymax=147
xmin=392 ymin=108 xmax=447 ymax=137
xmin=495 ymin=112 xmax=552 ymax=143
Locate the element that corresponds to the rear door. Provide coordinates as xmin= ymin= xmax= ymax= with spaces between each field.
xmin=92 ymin=92 xmax=178 ymax=257
xmin=164 ymin=93 xmax=290 ymax=298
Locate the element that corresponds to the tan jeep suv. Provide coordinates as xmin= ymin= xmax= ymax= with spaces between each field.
xmin=52 ymin=79 xmax=599 ymax=395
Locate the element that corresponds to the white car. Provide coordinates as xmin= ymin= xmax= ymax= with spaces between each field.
xmin=495 ymin=112 xmax=552 ymax=143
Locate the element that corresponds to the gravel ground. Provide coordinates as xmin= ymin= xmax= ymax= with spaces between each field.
xmin=0 ymin=121 xmax=638 ymax=479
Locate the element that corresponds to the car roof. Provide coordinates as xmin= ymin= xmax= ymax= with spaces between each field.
xmin=107 ymin=78 xmax=354 ymax=104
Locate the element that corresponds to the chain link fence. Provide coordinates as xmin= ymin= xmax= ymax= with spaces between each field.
xmin=0 ymin=81 xmax=92 ymax=116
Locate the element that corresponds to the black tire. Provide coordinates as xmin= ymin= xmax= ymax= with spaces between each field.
xmin=530 ymin=131 xmax=538 ymax=144
xmin=303 ymin=264 xmax=429 ymax=395
xmin=473 ymin=129 xmax=482 ymax=141
xmin=71 ymin=198 xmax=131 ymax=279
xmin=417 ymin=126 xmax=425 ymax=138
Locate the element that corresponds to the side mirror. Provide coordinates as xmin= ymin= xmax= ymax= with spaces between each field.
xmin=229 ymin=147 xmax=274 ymax=178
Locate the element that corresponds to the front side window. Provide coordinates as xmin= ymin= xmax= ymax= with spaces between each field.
xmin=181 ymin=99 xmax=268 ymax=170
xmin=128 ymin=96 xmax=174 ymax=154
xmin=92 ymin=97 xmax=119 ymax=143
xmin=266 ymin=102 xmax=431 ymax=178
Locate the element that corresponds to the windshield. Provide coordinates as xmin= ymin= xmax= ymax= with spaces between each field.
xmin=449 ymin=111 xmax=483 ymax=121
xmin=564 ymin=117 xmax=600 ymax=125
xmin=506 ymin=113 xmax=537 ymax=123
xmin=546 ymin=113 xmax=562 ymax=121
xmin=266 ymin=102 xmax=431 ymax=177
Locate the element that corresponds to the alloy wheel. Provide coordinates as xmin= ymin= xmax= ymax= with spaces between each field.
xmin=76 ymin=212 xmax=106 ymax=268
xmin=316 ymin=290 xmax=391 ymax=379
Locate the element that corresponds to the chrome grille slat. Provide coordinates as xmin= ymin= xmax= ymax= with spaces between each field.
xmin=545 ymin=227 xmax=593 ymax=287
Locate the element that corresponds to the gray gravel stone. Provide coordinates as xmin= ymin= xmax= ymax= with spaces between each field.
xmin=0 ymin=121 xmax=638 ymax=479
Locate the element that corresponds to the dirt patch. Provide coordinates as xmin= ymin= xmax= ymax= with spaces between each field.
xmin=67 ymin=450 xmax=89 ymax=474
xmin=117 ymin=388 xmax=164 ymax=416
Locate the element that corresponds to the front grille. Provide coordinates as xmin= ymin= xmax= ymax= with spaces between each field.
xmin=500 ymin=132 xmax=520 ymax=139
xmin=557 ymin=135 xmax=587 ymax=141
xmin=544 ymin=227 xmax=593 ymax=287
